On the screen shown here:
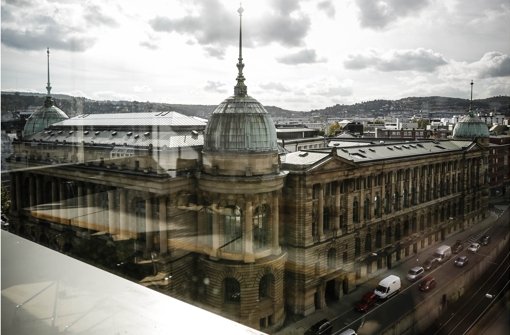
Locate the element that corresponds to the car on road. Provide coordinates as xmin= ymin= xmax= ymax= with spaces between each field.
xmin=467 ymin=242 xmax=481 ymax=253
xmin=355 ymin=291 xmax=378 ymax=313
xmin=452 ymin=240 xmax=463 ymax=253
xmin=478 ymin=235 xmax=491 ymax=246
xmin=305 ymin=319 xmax=332 ymax=335
xmin=406 ymin=266 xmax=425 ymax=281
xmin=422 ymin=257 xmax=439 ymax=271
xmin=454 ymin=255 xmax=469 ymax=267
xmin=419 ymin=277 xmax=437 ymax=292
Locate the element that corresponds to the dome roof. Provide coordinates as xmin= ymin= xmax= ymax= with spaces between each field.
xmin=204 ymin=95 xmax=278 ymax=153
xmin=23 ymin=97 xmax=69 ymax=137
xmin=452 ymin=113 xmax=489 ymax=139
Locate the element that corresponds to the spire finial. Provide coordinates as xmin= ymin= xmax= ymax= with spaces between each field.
xmin=46 ymin=48 xmax=52 ymax=96
xmin=234 ymin=4 xmax=247 ymax=97
xmin=44 ymin=48 xmax=54 ymax=108
xmin=469 ymin=80 xmax=474 ymax=116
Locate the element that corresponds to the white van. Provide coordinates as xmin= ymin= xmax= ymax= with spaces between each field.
xmin=374 ymin=275 xmax=401 ymax=299
xmin=433 ymin=245 xmax=452 ymax=263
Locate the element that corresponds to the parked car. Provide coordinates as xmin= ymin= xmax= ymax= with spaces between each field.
xmin=374 ymin=275 xmax=401 ymax=299
xmin=406 ymin=266 xmax=425 ymax=281
xmin=467 ymin=242 xmax=481 ymax=253
xmin=419 ymin=277 xmax=437 ymax=292
xmin=305 ymin=319 xmax=332 ymax=335
xmin=422 ymin=257 xmax=439 ymax=271
xmin=452 ymin=240 xmax=463 ymax=253
xmin=355 ymin=291 xmax=378 ymax=313
xmin=454 ymin=256 xmax=469 ymax=267
xmin=478 ymin=235 xmax=491 ymax=246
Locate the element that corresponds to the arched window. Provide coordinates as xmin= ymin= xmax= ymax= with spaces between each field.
xmin=355 ymin=237 xmax=361 ymax=257
xmin=375 ymin=229 xmax=382 ymax=248
xmin=353 ymin=198 xmax=359 ymax=223
xmin=259 ymin=274 xmax=273 ymax=299
xmin=327 ymin=248 xmax=337 ymax=270
xmin=385 ymin=225 xmax=392 ymax=245
xmin=224 ymin=278 xmax=240 ymax=303
xmin=374 ymin=194 xmax=381 ymax=218
xmin=394 ymin=223 xmax=401 ymax=241
xmin=253 ymin=204 xmax=269 ymax=250
xmin=364 ymin=197 xmax=370 ymax=220
xmin=222 ymin=205 xmax=242 ymax=252
xmin=365 ymin=233 xmax=372 ymax=252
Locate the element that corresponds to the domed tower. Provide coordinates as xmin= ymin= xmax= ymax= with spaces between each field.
xmin=23 ymin=48 xmax=68 ymax=138
xmin=196 ymin=7 xmax=286 ymax=331
xmin=452 ymin=81 xmax=489 ymax=144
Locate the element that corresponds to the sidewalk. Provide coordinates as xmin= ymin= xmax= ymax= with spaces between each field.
xmin=275 ymin=205 xmax=508 ymax=335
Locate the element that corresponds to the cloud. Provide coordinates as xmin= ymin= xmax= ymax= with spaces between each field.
xmin=475 ymin=52 xmax=510 ymax=78
xmin=355 ymin=0 xmax=431 ymax=29
xmin=1 ymin=26 xmax=95 ymax=52
xmin=259 ymin=82 xmax=289 ymax=92
xmin=204 ymin=81 xmax=227 ymax=94
xmin=149 ymin=0 xmax=311 ymax=57
xmin=344 ymin=48 xmax=447 ymax=72
xmin=277 ymin=49 xmax=324 ymax=65
xmin=317 ymin=1 xmax=336 ymax=18
xmin=140 ymin=40 xmax=158 ymax=50
xmin=309 ymin=79 xmax=354 ymax=97
xmin=84 ymin=4 xmax=118 ymax=27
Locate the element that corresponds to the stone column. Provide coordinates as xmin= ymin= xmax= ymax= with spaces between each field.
xmin=59 ymin=182 xmax=66 ymax=224
xmin=36 ymin=176 xmax=43 ymax=206
xmin=10 ymin=173 xmax=17 ymax=212
xmin=119 ymin=189 xmax=127 ymax=238
xmin=211 ymin=204 xmax=220 ymax=258
xmin=86 ymin=185 xmax=94 ymax=230
xmin=159 ymin=196 xmax=168 ymax=254
xmin=108 ymin=190 xmax=116 ymax=234
xmin=318 ymin=183 xmax=324 ymax=240
xmin=29 ymin=175 xmax=35 ymax=208
xmin=334 ymin=183 xmax=340 ymax=231
xmin=145 ymin=197 xmax=153 ymax=255
xmin=51 ymin=179 xmax=58 ymax=221
xmin=243 ymin=199 xmax=254 ymax=263
xmin=77 ymin=183 xmax=84 ymax=227
xmin=272 ymin=192 xmax=281 ymax=254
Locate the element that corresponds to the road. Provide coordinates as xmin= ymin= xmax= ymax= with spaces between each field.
xmin=325 ymin=210 xmax=509 ymax=335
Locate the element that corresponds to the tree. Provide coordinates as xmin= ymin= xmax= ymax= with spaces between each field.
xmin=326 ymin=122 xmax=341 ymax=136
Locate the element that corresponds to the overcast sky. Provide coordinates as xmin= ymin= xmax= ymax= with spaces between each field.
xmin=1 ymin=0 xmax=509 ymax=111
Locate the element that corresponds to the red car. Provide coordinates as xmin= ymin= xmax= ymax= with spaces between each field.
xmin=419 ymin=277 xmax=437 ymax=292
xmin=355 ymin=291 xmax=378 ymax=312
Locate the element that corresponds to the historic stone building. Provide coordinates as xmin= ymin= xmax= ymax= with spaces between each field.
xmin=4 ymin=11 xmax=491 ymax=334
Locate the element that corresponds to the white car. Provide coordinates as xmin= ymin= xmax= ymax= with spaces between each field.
xmin=467 ymin=242 xmax=480 ymax=253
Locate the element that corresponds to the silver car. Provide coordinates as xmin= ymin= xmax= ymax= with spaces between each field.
xmin=467 ymin=242 xmax=480 ymax=253
xmin=406 ymin=266 xmax=425 ymax=281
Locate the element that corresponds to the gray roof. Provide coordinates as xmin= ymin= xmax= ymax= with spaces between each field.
xmin=53 ymin=112 xmax=207 ymax=128
xmin=282 ymin=140 xmax=475 ymax=170
xmin=453 ymin=113 xmax=490 ymax=139
xmin=204 ymin=95 xmax=278 ymax=153
xmin=23 ymin=104 xmax=69 ymax=137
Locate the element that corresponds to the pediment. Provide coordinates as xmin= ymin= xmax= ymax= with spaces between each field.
xmin=307 ymin=154 xmax=357 ymax=173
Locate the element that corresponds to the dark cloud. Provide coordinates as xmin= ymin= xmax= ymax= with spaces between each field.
xmin=277 ymin=49 xmax=324 ymax=65
xmin=317 ymin=1 xmax=336 ymax=18
xmin=149 ymin=0 xmax=311 ymax=57
xmin=344 ymin=48 xmax=447 ymax=72
xmin=84 ymin=4 xmax=118 ymax=27
xmin=259 ymin=82 xmax=289 ymax=92
xmin=1 ymin=26 xmax=95 ymax=52
xmin=204 ymin=80 xmax=227 ymax=94
xmin=477 ymin=52 xmax=510 ymax=78
xmin=140 ymin=40 xmax=158 ymax=50
xmin=355 ymin=0 xmax=430 ymax=29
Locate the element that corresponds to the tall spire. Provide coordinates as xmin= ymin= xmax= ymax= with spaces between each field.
xmin=234 ymin=4 xmax=247 ymax=97
xmin=46 ymin=48 xmax=52 ymax=96
xmin=44 ymin=48 xmax=54 ymax=108
xmin=468 ymin=80 xmax=474 ymax=116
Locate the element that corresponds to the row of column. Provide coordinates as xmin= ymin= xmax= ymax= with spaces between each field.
xmin=10 ymin=172 xmax=169 ymax=256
